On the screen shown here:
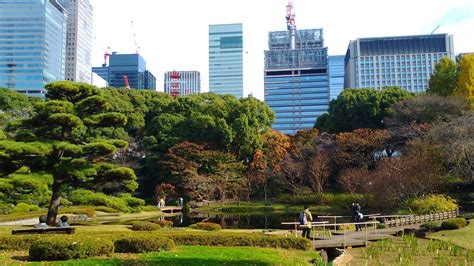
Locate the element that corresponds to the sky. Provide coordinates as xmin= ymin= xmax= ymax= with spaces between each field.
xmin=91 ymin=0 xmax=474 ymax=100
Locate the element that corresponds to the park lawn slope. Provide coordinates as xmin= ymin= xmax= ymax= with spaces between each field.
xmin=430 ymin=220 xmax=474 ymax=250
xmin=2 ymin=246 xmax=320 ymax=265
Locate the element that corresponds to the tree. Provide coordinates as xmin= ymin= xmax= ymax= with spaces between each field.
xmin=334 ymin=128 xmax=390 ymax=171
xmin=456 ymin=54 xmax=474 ymax=110
xmin=0 ymin=88 xmax=36 ymax=127
xmin=315 ymin=87 xmax=410 ymax=133
xmin=427 ymin=57 xmax=458 ymax=96
xmin=307 ymin=152 xmax=331 ymax=198
xmin=0 ymin=82 xmax=137 ymax=225
xmin=247 ymin=130 xmax=290 ymax=201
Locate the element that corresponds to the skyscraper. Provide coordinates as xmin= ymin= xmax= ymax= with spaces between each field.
xmin=329 ymin=55 xmax=345 ymax=100
xmin=58 ymin=0 xmax=94 ymax=83
xmin=344 ymin=34 xmax=455 ymax=93
xmin=92 ymin=53 xmax=156 ymax=90
xmin=264 ymin=29 xmax=329 ymax=135
xmin=0 ymin=0 xmax=67 ymax=97
xmin=209 ymin=23 xmax=244 ymax=98
xmin=164 ymin=71 xmax=201 ymax=97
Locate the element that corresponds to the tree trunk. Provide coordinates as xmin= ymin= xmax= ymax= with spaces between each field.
xmin=46 ymin=180 xmax=62 ymax=226
xmin=264 ymin=181 xmax=268 ymax=203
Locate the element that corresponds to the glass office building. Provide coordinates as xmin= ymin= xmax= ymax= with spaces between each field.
xmin=57 ymin=0 xmax=93 ymax=83
xmin=92 ymin=53 xmax=156 ymax=90
xmin=264 ymin=29 xmax=329 ymax=135
xmin=344 ymin=34 xmax=455 ymax=93
xmin=329 ymin=55 xmax=345 ymax=100
xmin=209 ymin=23 xmax=243 ymax=98
xmin=164 ymin=71 xmax=201 ymax=97
xmin=0 ymin=0 xmax=67 ymax=97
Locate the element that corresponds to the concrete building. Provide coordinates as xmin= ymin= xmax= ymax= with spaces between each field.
xmin=0 ymin=0 xmax=67 ymax=97
xmin=209 ymin=23 xmax=244 ymax=98
xmin=344 ymin=34 xmax=455 ymax=93
xmin=92 ymin=53 xmax=156 ymax=90
xmin=164 ymin=71 xmax=201 ymax=96
xmin=329 ymin=55 xmax=345 ymax=100
xmin=264 ymin=28 xmax=329 ymax=135
xmin=58 ymin=0 xmax=93 ymax=83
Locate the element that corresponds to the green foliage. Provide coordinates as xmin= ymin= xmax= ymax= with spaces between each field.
xmin=130 ymin=221 xmax=161 ymax=231
xmin=409 ymin=195 xmax=458 ymax=214
xmin=278 ymin=193 xmax=363 ymax=208
xmin=428 ymin=57 xmax=458 ymax=96
xmin=153 ymin=219 xmax=174 ymax=227
xmin=67 ymin=189 xmax=142 ymax=212
xmin=93 ymin=206 xmax=118 ymax=213
xmin=315 ymin=87 xmax=410 ymax=133
xmin=190 ymin=222 xmax=222 ymax=231
xmin=29 ymin=236 xmax=114 ymax=261
xmin=45 ymin=81 xmax=99 ymax=104
xmin=459 ymin=213 xmax=474 ymax=220
xmin=10 ymin=203 xmax=40 ymax=213
xmin=0 ymin=129 xmax=5 ymax=140
xmin=114 ymin=236 xmax=175 ymax=253
xmin=420 ymin=222 xmax=441 ymax=231
xmin=440 ymin=218 xmax=468 ymax=230
xmin=0 ymin=235 xmax=42 ymax=251
xmin=0 ymin=172 xmax=52 ymax=207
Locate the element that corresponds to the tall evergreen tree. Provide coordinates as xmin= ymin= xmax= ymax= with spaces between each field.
xmin=427 ymin=57 xmax=458 ymax=97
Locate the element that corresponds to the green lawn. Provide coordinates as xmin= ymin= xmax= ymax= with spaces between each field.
xmin=430 ymin=220 xmax=474 ymax=250
xmin=0 ymin=246 xmax=321 ymax=265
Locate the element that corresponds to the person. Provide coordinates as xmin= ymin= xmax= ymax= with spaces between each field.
xmin=157 ymin=196 xmax=162 ymax=208
xmin=57 ymin=215 xmax=71 ymax=227
xmin=352 ymin=202 xmax=363 ymax=231
xmin=179 ymin=197 xmax=184 ymax=207
xmin=299 ymin=205 xmax=313 ymax=239
xmin=160 ymin=198 xmax=165 ymax=208
xmin=34 ymin=215 xmax=48 ymax=229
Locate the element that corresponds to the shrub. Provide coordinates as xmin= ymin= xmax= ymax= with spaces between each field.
xmin=440 ymin=218 xmax=468 ymax=230
xmin=161 ymin=232 xmax=312 ymax=251
xmin=60 ymin=206 xmax=95 ymax=218
xmin=0 ymin=235 xmax=42 ymax=251
xmin=221 ymin=206 xmax=274 ymax=213
xmin=190 ymin=222 xmax=222 ymax=231
xmin=29 ymin=236 xmax=114 ymax=261
xmin=94 ymin=206 xmax=118 ymax=213
xmin=409 ymin=195 xmax=458 ymax=214
xmin=114 ymin=236 xmax=175 ymax=253
xmin=130 ymin=221 xmax=161 ymax=231
xmin=68 ymin=190 xmax=144 ymax=213
xmin=459 ymin=213 xmax=474 ymax=220
xmin=119 ymin=193 xmax=145 ymax=208
xmin=377 ymin=223 xmax=386 ymax=229
xmin=154 ymin=220 xmax=173 ymax=227
xmin=420 ymin=222 xmax=440 ymax=231
xmin=10 ymin=203 xmax=40 ymax=213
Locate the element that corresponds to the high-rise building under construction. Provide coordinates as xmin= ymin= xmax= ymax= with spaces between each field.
xmin=264 ymin=1 xmax=329 ymax=135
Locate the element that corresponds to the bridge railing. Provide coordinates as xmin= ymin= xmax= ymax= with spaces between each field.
xmin=281 ymin=221 xmax=329 ymax=237
xmin=368 ymin=210 xmax=458 ymax=227
xmin=310 ymin=221 xmax=380 ymax=246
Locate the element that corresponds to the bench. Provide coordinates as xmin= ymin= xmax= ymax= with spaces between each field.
xmin=12 ymin=227 xmax=75 ymax=235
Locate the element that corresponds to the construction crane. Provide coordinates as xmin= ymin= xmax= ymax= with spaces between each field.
xmin=285 ymin=1 xmax=296 ymax=50
xmin=431 ymin=25 xmax=440 ymax=35
xmin=131 ymin=21 xmax=140 ymax=54
xmin=103 ymin=46 xmax=110 ymax=67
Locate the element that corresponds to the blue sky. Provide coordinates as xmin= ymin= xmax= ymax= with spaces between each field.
xmin=92 ymin=0 xmax=474 ymax=100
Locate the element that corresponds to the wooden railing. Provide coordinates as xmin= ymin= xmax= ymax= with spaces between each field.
xmin=368 ymin=210 xmax=458 ymax=227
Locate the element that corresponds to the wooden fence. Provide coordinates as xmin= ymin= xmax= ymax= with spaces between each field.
xmin=370 ymin=210 xmax=458 ymax=227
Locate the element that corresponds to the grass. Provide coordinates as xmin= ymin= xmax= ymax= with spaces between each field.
xmin=348 ymin=234 xmax=474 ymax=265
xmin=0 ymin=246 xmax=321 ymax=265
xmin=430 ymin=219 xmax=474 ymax=250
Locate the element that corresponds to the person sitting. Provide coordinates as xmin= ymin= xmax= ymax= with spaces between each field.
xmin=57 ymin=215 xmax=71 ymax=227
xmin=34 ymin=215 xmax=49 ymax=229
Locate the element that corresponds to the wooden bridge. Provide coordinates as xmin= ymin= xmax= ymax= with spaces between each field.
xmin=282 ymin=210 xmax=458 ymax=250
xmin=159 ymin=206 xmax=183 ymax=213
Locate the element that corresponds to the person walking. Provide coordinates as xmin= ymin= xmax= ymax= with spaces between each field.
xmin=179 ymin=197 xmax=184 ymax=207
xmin=352 ymin=202 xmax=363 ymax=231
xmin=299 ymin=205 xmax=313 ymax=239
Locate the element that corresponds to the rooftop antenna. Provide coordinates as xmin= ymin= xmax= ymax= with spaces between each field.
xmin=431 ymin=25 xmax=440 ymax=34
xmin=131 ymin=21 xmax=140 ymax=54
xmin=286 ymin=1 xmax=296 ymax=49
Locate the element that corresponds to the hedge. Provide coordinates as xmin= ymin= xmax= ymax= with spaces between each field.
xmin=153 ymin=220 xmax=173 ymax=227
xmin=420 ymin=222 xmax=440 ymax=232
xmin=440 ymin=218 xmax=468 ymax=230
xmin=1 ymin=232 xmax=312 ymax=252
xmin=130 ymin=221 xmax=161 ymax=231
xmin=29 ymin=236 xmax=114 ymax=261
xmin=190 ymin=222 xmax=222 ymax=231
xmin=114 ymin=236 xmax=175 ymax=253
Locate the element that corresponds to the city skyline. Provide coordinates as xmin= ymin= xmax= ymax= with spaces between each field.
xmin=91 ymin=0 xmax=471 ymax=100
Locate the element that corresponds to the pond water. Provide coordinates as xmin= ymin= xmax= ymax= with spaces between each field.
xmin=167 ymin=212 xmax=299 ymax=229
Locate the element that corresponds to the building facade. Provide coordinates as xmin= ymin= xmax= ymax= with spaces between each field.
xmin=164 ymin=71 xmax=201 ymax=97
xmin=58 ymin=0 xmax=93 ymax=83
xmin=0 ymin=0 xmax=67 ymax=97
xmin=209 ymin=23 xmax=243 ymax=98
xmin=329 ymin=55 xmax=345 ymax=100
xmin=264 ymin=29 xmax=330 ymax=135
xmin=92 ymin=53 xmax=156 ymax=90
xmin=344 ymin=34 xmax=455 ymax=93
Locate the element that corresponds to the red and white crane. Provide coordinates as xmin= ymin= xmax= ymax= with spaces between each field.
xmin=286 ymin=1 xmax=296 ymax=50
